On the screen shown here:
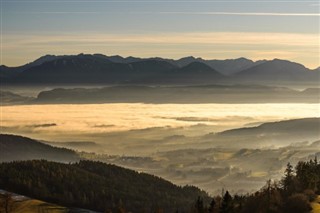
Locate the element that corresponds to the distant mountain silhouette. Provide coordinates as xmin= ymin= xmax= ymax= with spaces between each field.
xmin=235 ymin=59 xmax=319 ymax=82
xmin=179 ymin=61 xmax=217 ymax=73
xmin=1 ymin=54 xmax=319 ymax=85
xmin=0 ymin=54 xmax=60 ymax=78
xmin=0 ymin=90 xmax=34 ymax=105
xmin=202 ymin=58 xmax=265 ymax=75
xmin=0 ymin=134 xmax=79 ymax=162
xmin=134 ymin=61 xmax=225 ymax=84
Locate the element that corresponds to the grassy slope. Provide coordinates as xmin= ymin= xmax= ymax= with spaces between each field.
xmin=2 ymin=198 xmax=67 ymax=213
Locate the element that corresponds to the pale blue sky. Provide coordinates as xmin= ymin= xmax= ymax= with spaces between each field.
xmin=1 ymin=0 xmax=319 ymax=67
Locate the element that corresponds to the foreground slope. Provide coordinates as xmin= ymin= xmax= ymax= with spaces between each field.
xmin=0 ymin=192 xmax=68 ymax=213
xmin=0 ymin=160 xmax=210 ymax=212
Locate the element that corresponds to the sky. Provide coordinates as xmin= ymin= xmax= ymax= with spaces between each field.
xmin=1 ymin=0 xmax=319 ymax=68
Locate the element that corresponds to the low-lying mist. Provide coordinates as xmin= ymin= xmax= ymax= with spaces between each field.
xmin=1 ymin=103 xmax=319 ymax=154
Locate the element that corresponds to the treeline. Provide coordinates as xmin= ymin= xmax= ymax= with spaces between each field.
xmin=0 ymin=160 xmax=210 ymax=212
xmin=192 ymin=158 xmax=320 ymax=213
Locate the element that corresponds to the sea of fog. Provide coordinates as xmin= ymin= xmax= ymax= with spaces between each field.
xmin=0 ymin=103 xmax=319 ymax=148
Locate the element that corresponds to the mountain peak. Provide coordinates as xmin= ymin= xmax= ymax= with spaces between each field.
xmin=182 ymin=61 xmax=213 ymax=70
xmin=235 ymin=58 xmax=317 ymax=82
xmin=179 ymin=56 xmax=196 ymax=60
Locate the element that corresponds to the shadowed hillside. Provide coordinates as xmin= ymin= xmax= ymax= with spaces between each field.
xmin=0 ymin=134 xmax=79 ymax=162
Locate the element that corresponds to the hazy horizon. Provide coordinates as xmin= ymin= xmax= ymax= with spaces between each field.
xmin=2 ymin=0 xmax=319 ymax=68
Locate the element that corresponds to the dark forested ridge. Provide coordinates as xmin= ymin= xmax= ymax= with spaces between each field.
xmin=32 ymin=85 xmax=320 ymax=104
xmin=0 ymin=160 xmax=210 ymax=212
xmin=0 ymin=134 xmax=79 ymax=162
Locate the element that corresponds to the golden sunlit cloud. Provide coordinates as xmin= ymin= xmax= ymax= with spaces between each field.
xmin=3 ymin=32 xmax=319 ymax=68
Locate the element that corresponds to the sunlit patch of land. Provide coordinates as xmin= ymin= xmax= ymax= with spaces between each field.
xmin=312 ymin=196 xmax=320 ymax=213
xmin=0 ymin=195 xmax=67 ymax=213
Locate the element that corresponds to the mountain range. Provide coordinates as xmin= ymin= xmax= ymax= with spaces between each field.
xmin=1 ymin=53 xmax=318 ymax=85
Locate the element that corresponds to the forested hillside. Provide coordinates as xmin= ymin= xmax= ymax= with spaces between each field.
xmin=0 ymin=160 xmax=210 ymax=212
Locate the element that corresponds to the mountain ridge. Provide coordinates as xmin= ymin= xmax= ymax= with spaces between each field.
xmin=1 ymin=54 xmax=319 ymax=85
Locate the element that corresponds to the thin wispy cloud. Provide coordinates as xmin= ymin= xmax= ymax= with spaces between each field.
xmin=2 ymin=0 xmax=318 ymax=3
xmin=3 ymin=0 xmax=319 ymax=2
xmin=12 ymin=11 xmax=100 ymax=14
xmin=3 ymin=32 xmax=319 ymax=68
xmin=9 ymin=11 xmax=319 ymax=17
xmin=309 ymin=3 xmax=320 ymax=7
xmin=5 ymin=32 xmax=317 ymax=47
xmin=157 ymin=11 xmax=320 ymax=17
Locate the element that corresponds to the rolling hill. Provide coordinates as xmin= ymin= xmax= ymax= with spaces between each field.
xmin=204 ymin=117 xmax=320 ymax=148
xmin=219 ymin=117 xmax=320 ymax=137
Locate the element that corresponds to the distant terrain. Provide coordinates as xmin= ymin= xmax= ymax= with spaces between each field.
xmin=33 ymin=85 xmax=320 ymax=104
xmin=0 ymin=91 xmax=33 ymax=105
xmin=1 ymin=117 xmax=319 ymax=195
xmin=1 ymin=84 xmax=319 ymax=105
xmin=207 ymin=117 xmax=320 ymax=148
xmin=1 ymin=54 xmax=319 ymax=86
